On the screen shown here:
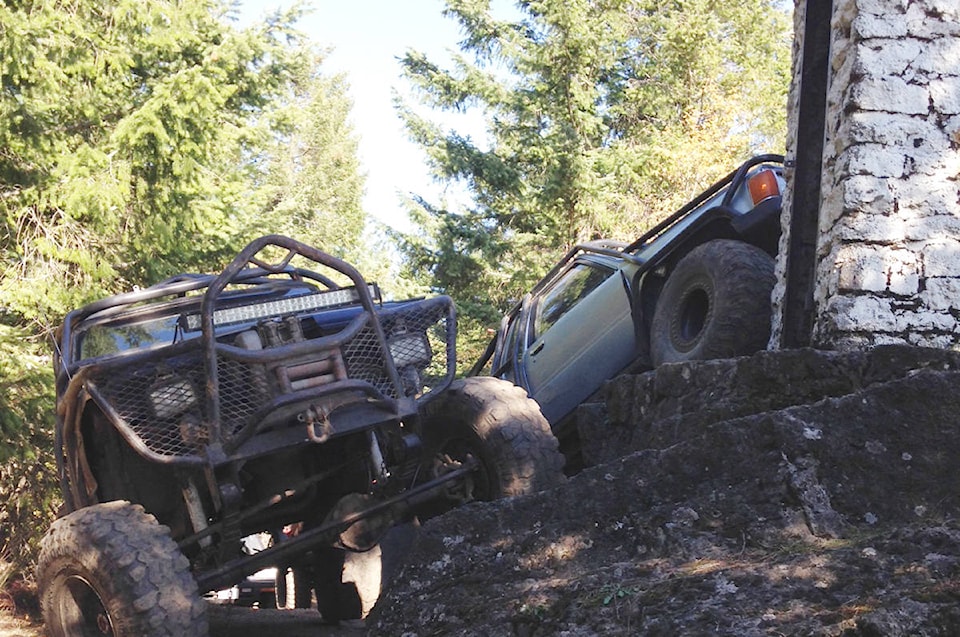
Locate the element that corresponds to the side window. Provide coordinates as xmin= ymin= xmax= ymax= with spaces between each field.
xmin=534 ymin=264 xmax=612 ymax=338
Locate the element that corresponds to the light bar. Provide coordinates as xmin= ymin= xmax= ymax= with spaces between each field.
xmin=185 ymin=286 xmax=376 ymax=330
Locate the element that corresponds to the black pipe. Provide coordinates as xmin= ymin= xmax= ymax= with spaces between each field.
xmin=194 ymin=460 xmax=476 ymax=592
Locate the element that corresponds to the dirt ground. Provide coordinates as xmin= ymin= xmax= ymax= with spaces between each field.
xmin=207 ymin=606 xmax=365 ymax=637
xmin=0 ymin=604 xmax=367 ymax=637
xmin=0 ymin=614 xmax=43 ymax=637
xmin=370 ymin=347 xmax=960 ymax=635
xmin=10 ymin=346 xmax=960 ymax=636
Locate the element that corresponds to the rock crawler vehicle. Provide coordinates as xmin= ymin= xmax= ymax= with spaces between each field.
xmin=472 ymin=155 xmax=786 ymax=466
xmin=39 ymin=235 xmax=564 ymax=636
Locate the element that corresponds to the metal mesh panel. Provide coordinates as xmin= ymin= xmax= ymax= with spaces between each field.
xmin=378 ymin=300 xmax=455 ymax=398
xmin=217 ymin=357 xmax=269 ymax=437
xmin=342 ymin=326 xmax=396 ymax=398
xmin=421 ymin=311 xmax=454 ymax=393
xmin=90 ymin=297 xmax=455 ymax=459
xmin=95 ymin=354 xmax=207 ymax=459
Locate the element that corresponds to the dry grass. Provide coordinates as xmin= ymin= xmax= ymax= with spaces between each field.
xmin=0 ymin=611 xmax=43 ymax=637
xmin=0 ymin=561 xmax=41 ymax=637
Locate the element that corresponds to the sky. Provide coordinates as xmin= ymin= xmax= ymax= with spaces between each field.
xmin=236 ymin=0 xmax=492 ymax=233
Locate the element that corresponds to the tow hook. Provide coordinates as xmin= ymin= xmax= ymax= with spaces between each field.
xmin=302 ymin=405 xmax=334 ymax=443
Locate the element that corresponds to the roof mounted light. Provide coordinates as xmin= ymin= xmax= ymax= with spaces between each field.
xmin=184 ymin=285 xmax=379 ymax=331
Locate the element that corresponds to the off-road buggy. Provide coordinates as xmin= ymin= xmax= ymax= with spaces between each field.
xmin=39 ymin=235 xmax=564 ymax=636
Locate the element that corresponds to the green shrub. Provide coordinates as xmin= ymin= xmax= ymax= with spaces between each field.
xmin=0 ymin=326 xmax=60 ymax=576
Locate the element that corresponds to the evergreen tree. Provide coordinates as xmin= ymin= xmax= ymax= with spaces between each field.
xmin=0 ymin=0 xmax=366 ymax=324
xmin=257 ymin=67 xmax=367 ymax=260
xmin=0 ymin=0 xmax=367 ymax=571
xmin=396 ymin=0 xmax=791 ymax=363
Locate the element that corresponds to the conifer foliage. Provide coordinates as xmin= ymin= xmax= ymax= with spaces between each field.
xmin=396 ymin=0 xmax=791 ymax=362
xmin=0 ymin=0 xmax=365 ymax=571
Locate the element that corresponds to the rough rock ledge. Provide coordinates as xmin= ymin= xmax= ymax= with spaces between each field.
xmin=369 ymin=346 xmax=960 ymax=636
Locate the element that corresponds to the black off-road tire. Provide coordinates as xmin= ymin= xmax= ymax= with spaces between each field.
xmin=650 ymin=239 xmax=776 ymax=366
xmin=37 ymin=501 xmax=207 ymax=637
xmin=425 ymin=377 xmax=565 ymax=499
xmin=276 ymin=566 xmax=313 ymax=609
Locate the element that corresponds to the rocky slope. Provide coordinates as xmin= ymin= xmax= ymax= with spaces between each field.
xmin=368 ymin=346 xmax=960 ymax=636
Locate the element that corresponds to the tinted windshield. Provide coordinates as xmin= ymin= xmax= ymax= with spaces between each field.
xmin=79 ymin=317 xmax=183 ymax=359
xmin=74 ymin=284 xmax=376 ymax=361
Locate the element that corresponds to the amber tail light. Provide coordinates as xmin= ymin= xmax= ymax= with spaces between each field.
xmin=747 ymin=169 xmax=781 ymax=205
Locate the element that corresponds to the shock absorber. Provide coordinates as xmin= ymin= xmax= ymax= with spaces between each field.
xmin=368 ymin=429 xmax=389 ymax=485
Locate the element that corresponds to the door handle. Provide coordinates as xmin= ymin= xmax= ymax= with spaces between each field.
xmin=531 ymin=343 xmax=544 ymax=356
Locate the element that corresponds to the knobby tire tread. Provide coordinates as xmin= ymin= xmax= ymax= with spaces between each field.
xmin=435 ymin=377 xmax=565 ymax=498
xmin=37 ymin=501 xmax=207 ymax=637
xmin=651 ymin=239 xmax=776 ymax=366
